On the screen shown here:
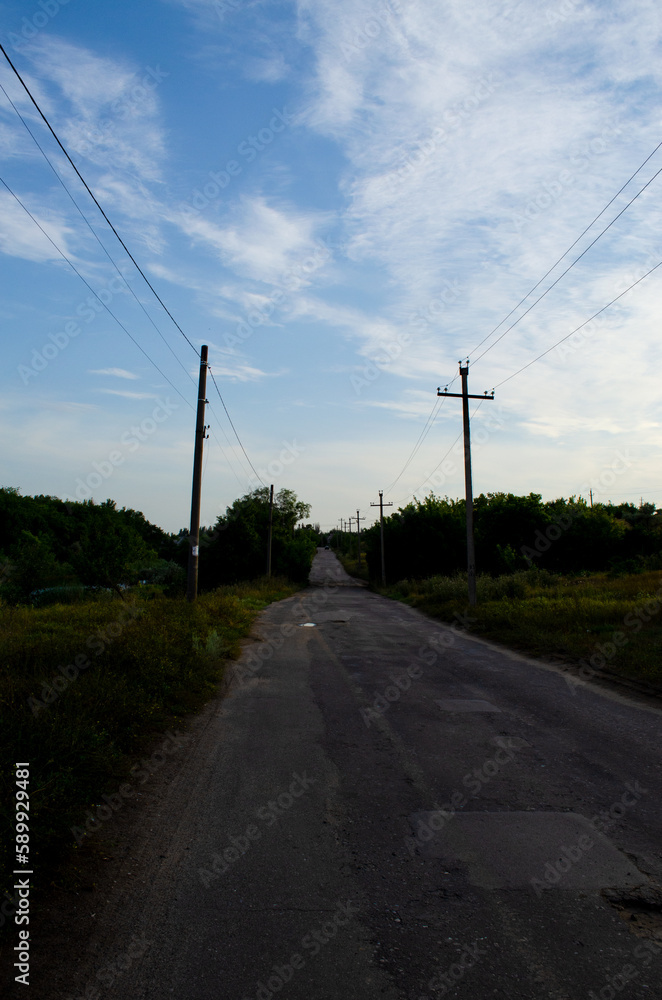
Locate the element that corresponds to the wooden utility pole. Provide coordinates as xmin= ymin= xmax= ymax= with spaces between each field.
xmin=187 ymin=345 xmax=209 ymax=602
xmin=355 ymin=509 xmax=365 ymax=567
xmin=370 ymin=491 xmax=393 ymax=585
xmin=438 ymin=361 xmax=494 ymax=606
xmin=266 ymin=483 xmax=274 ymax=576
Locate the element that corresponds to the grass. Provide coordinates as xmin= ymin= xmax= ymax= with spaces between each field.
xmin=335 ymin=550 xmax=369 ymax=581
xmin=379 ymin=568 xmax=662 ymax=688
xmin=0 ymin=577 xmax=299 ymax=915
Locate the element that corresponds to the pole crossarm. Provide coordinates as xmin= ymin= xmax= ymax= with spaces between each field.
xmin=437 ymin=388 xmax=495 ymax=400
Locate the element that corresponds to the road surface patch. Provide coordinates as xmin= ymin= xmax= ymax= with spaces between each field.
xmin=435 ymin=698 xmax=501 ymax=712
xmin=411 ymin=811 xmax=647 ymax=892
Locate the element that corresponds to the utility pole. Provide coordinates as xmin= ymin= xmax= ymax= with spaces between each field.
xmin=370 ymin=491 xmax=393 ymax=585
xmin=355 ymin=509 xmax=365 ymax=568
xmin=590 ymin=489 xmax=593 ymax=508
xmin=266 ymin=483 xmax=274 ymax=577
xmin=438 ymin=361 xmax=494 ymax=606
xmin=187 ymin=344 xmax=209 ymax=602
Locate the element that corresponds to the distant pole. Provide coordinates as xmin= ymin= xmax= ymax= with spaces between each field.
xmin=355 ymin=509 xmax=365 ymax=567
xmin=266 ymin=483 xmax=274 ymax=576
xmin=187 ymin=345 xmax=209 ymax=602
xmin=371 ymin=491 xmax=393 ymax=585
xmin=438 ymin=362 xmax=494 ymax=606
xmin=590 ymin=489 xmax=593 ymax=507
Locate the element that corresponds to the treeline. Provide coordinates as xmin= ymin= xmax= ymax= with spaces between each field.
xmin=353 ymin=493 xmax=662 ymax=582
xmin=198 ymin=487 xmax=322 ymax=588
xmin=0 ymin=486 xmax=320 ymax=604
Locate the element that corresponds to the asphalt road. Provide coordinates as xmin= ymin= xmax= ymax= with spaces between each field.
xmin=14 ymin=549 xmax=662 ymax=998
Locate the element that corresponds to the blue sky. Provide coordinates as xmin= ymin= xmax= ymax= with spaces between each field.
xmin=1 ymin=0 xmax=662 ymax=533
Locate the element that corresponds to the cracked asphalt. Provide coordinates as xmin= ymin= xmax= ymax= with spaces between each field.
xmin=6 ymin=548 xmax=662 ymax=999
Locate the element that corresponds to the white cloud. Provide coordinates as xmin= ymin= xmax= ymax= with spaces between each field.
xmin=88 ymin=368 xmax=140 ymax=380
xmin=11 ymin=36 xmax=167 ymax=185
xmin=177 ymin=196 xmax=332 ymax=284
xmin=0 ymin=189 xmax=74 ymax=263
xmin=97 ymin=389 xmax=160 ymax=399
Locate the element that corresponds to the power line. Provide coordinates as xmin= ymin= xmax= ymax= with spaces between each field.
xmin=494 ymin=259 xmax=662 ymax=389
xmin=206 ymin=409 xmax=259 ymax=489
xmin=397 ymin=400 xmax=486 ymax=505
xmin=0 ymin=173 xmax=193 ymax=408
xmin=0 ymin=80 xmax=197 ymax=389
xmin=207 ymin=368 xmax=266 ymax=487
xmin=0 ymin=47 xmax=264 ymax=503
xmin=464 ymin=135 xmax=662 ymax=367
xmin=0 ymin=42 xmax=198 ymax=356
xmin=470 ymin=159 xmax=662 ymax=368
xmin=383 ymin=396 xmax=446 ymax=495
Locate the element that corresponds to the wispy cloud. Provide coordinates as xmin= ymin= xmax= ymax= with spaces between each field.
xmin=0 ymin=189 xmax=74 ymax=263
xmin=89 ymin=368 xmax=140 ymax=380
xmin=97 ymin=389 xmax=160 ymax=399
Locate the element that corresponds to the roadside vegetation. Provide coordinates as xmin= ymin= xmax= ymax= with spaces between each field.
xmin=379 ymin=569 xmax=662 ymax=687
xmin=1 ymin=485 xmax=320 ymax=925
xmin=330 ymin=492 xmax=662 ymax=689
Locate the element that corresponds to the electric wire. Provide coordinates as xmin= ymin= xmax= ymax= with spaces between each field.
xmin=206 ymin=408 xmax=258 ymax=490
xmin=208 ymin=368 xmax=266 ymax=487
xmin=464 ymin=136 xmax=662 ymax=366
xmin=469 ymin=162 xmax=662 ymax=371
xmin=397 ymin=400 xmax=486 ymax=506
xmin=493 ymin=259 xmax=662 ymax=389
xmin=1 ymin=49 xmax=265 ymax=498
xmin=382 ymin=396 xmax=446 ymax=495
xmin=0 ymin=42 xmax=198 ymax=356
xmin=470 ymin=163 xmax=662 ymax=374
xmin=0 ymin=80 xmax=197 ymax=388
xmin=0 ymin=173 xmax=192 ymax=408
